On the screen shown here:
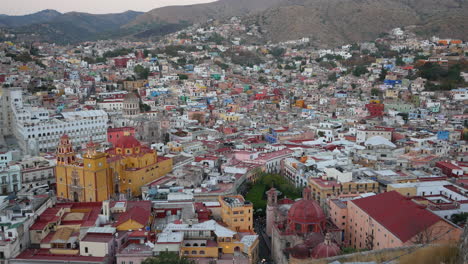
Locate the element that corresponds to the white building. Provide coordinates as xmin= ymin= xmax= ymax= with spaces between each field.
xmin=14 ymin=110 xmax=108 ymax=154
xmin=0 ymin=87 xmax=23 ymax=137
xmin=0 ymin=165 xmax=21 ymax=194
xmin=356 ymin=127 xmax=392 ymax=144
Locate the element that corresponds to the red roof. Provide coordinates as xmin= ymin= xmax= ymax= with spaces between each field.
xmin=351 ymin=191 xmax=442 ymax=242
xmin=437 ymin=161 xmax=462 ymax=171
xmin=311 ymin=241 xmax=340 ymax=258
xmin=15 ymin=249 xmax=106 ymax=263
xmin=114 ymin=201 xmax=152 ymax=228
xmin=115 ymin=135 xmax=141 ymax=148
xmin=288 ymin=199 xmax=326 ymax=224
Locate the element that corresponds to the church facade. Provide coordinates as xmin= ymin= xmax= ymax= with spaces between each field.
xmin=56 ymin=133 xmax=172 ymax=202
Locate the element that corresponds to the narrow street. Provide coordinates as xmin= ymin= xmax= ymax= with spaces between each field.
xmin=254 ymin=215 xmax=274 ymax=264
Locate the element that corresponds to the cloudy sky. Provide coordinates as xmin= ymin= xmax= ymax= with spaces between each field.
xmin=2 ymin=0 xmax=216 ymax=15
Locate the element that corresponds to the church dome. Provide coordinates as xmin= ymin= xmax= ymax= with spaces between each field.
xmin=288 ymin=199 xmax=326 ymax=224
xmin=311 ymin=234 xmax=340 ymax=259
xmin=123 ymin=92 xmax=139 ymax=103
xmin=304 ymin=232 xmax=325 ymax=248
xmin=289 ymin=243 xmax=310 ymax=259
xmin=115 ymin=135 xmax=141 ymax=149
xmin=311 ymin=241 xmax=340 ymax=259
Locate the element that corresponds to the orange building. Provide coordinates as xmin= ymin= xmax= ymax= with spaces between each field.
xmin=219 ymin=195 xmax=254 ymax=232
xmin=328 ymin=191 xmax=462 ymax=250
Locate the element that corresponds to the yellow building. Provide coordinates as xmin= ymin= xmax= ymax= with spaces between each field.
xmin=309 ymin=178 xmax=379 ymax=206
xmin=219 ymin=195 xmax=254 ymax=232
xmin=56 ymin=134 xmax=172 ymax=202
xmin=219 ymin=113 xmax=241 ymax=122
xmin=386 ymin=184 xmax=417 ymax=197
xmin=385 ymin=89 xmax=399 ymax=99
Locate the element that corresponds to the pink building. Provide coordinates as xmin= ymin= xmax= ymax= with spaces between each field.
xmin=329 ymin=191 xmax=462 ymax=250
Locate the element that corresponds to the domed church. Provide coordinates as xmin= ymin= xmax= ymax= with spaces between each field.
xmin=266 ymin=187 xmax=341 ymax=264
xmin=55 ymin=133 xmax=173 ymax=202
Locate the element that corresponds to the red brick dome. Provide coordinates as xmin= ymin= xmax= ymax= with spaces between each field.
xmin=304 ymin=232 xmax=324 ymax=248
xmin=115 ymin=135 xmax=141 ymax=149
xmin=289 ymin=243 xmax=310 ymax=259
xmin=311 ymin=235 xmax=340 ymax=259
xmin=288 ymin=199 xmax=326 ymax=224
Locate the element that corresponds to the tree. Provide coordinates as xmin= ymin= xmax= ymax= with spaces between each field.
xmin=352 ymin=65 xmax=369 ymax=77
xmin=328 ymin=73 xmax=338 ymax=82
xmin=164 ymin=132 xmax=171 ymax=144
xmin=178 ymin=74 xmax=189 ymax=80
xmin=134 ymin=65 xmax=149 ymax=80
xmin=379 ymin=68 xmax=388 ymax=81
xmin=418 ymin=63 xmax=445 ymax=81
xmin=371 ymin=88 xmax=381 ymax=97
xmin=395 ymin=56 xmax=405 ymax=66
xmin=208 ymin=33 xmax=224 ymax=45
xmin=270 ymin=47 xmax=285 ymax=58
xmin=142 ymin=252 xmax=195 ymax=264
xmin=258 ymin=76 xmax=268 ymax=84
xmin=450 ymin=212 xmax=468 ymax=226
xmin=140 ymin=103 xmax=151 ymax=112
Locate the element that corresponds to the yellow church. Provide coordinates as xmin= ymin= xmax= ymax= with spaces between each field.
xmin=55 ymin=134 xmax=172 ymax=202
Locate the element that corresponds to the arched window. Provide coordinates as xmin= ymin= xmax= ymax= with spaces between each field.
xmin=199 ymin=250 xmax=205 ymax=255
xmin=191 ymin=250 xmax=197 ymax=255
xmin=185 ymin=243 xmax=190 ymax=247
xmin=295 ymin=223 xmax=301 ymax=231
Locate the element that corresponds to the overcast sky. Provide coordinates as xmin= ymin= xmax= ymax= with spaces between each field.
xmin=2 ymin=0 xmax=216 ymax=15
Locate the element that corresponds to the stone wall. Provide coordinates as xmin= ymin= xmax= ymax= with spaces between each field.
xmin=459 ymin=225 xmax=468 ymax=264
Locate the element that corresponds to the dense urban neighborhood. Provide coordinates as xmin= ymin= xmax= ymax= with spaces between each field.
xmin=0 ymin=14 xmax=467 ymax=264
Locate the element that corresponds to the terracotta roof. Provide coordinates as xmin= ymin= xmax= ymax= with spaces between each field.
xmin=288 ymin=199 xmax=326 ymax=224
xmin=311 ymin=240 xmax=340 ymax=258
xmin=351 ymin=191 xmax=442 ymax=242
xmin=114 ymin=135 xmax=141 ymax=149
xmin=114 ymin=201 xmax=152 ymax=228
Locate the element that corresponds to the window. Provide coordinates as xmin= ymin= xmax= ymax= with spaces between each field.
xmin=199 ymin=250 xmax=205 ymax=255
xmin=84 ymin=247 xmax=88 ymax=253
xmin=295 ymin=223 xmax=301 ymax=231
xmin=191 ymin=250 xmax=197 ymax=255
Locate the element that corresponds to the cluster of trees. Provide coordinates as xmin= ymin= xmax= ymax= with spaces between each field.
xmin=450 ymin=212 xmax=468 ymax=226
xmin=245 ymin=172 xmax=302 ymax=215
xmin=352 ymin=65 xmax=369 ymax=76
xmin=229 ymin=50 xmax=263 ymax=67
xmin=316 ymin=54 xmax=344 ymax=62
xmin=207 ymin=33 xmax=225 ymax=45
xmin=163 ymin=45 xmax=198 ymax=57
xmin=102 ymin=48 xmax=134 ymax=59
xmin=6 ymin=52 xmax=33 ymax=63
xmin=134 ymin=65 xmax=150 ymax=80
xmin=420 ymin=62 xmax=466 ymax=91
xmin=143 ymin=252 xmax=195 ymax=264
xmin=83 ymin=57 xmax=106 ymax=64
xmin=270 ymin=47 xmax=285 ymax=58
xmin=215 ymin=61 xmax=229 ymax=70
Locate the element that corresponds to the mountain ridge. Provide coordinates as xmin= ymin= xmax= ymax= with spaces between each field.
xmin=2 ymin=10 xmax=143 ymax=44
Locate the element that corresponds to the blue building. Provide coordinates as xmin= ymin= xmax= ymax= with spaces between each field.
xmin=437 ymin=131 xmax=450 ymax=141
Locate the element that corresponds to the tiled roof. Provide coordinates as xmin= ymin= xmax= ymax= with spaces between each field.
xmin=114 ymin=201 xmax=152 ymax=228
xmin=351 ymin=191 xmax=442 ymax=242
